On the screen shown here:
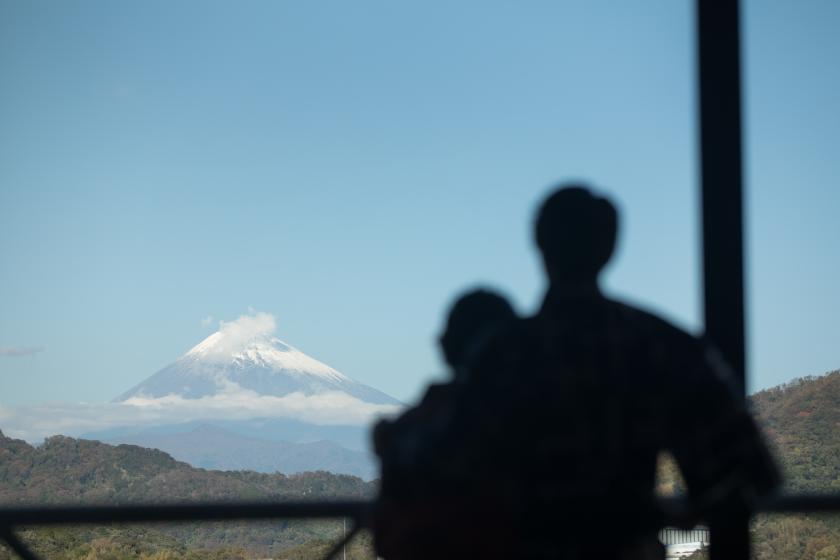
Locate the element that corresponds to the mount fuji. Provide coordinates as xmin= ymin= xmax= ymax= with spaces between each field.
xmin=82 ymin=313 xmax=403 ymax=479
xmin=115 ymin=327 xmax=400 ymax=407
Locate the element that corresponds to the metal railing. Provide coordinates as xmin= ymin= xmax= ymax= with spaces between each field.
xmin=2 ymin=494 xmax=840 ymax=560
xmin=0 ymin=500 xmax=369 ymax=560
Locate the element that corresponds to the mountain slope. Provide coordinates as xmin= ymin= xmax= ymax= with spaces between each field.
xmin=0 ymin=430 xmax=373 ymax=505
xmin=116 ymin=330 xmax=399 ymax=406
xmin=104 ymin=424 xmax=376 ymax=479
xmin=83 ymin=416 xmax=372 ymax=452
xmin=0 ymin=430 xmax=376 ymax=559
xmin=101 ymin=320 xmax=399 ymax=477
xmin=751 ymin=369 xmax=840 ymax=493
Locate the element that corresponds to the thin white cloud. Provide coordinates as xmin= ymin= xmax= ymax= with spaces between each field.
xmin=0 ymin=346 xmax=45 ymax=357
xmin=200 ymin=315 xmax=215 ymax=328
xmin=193 ymin=312 xmax=277 ymax=358
xmin=0 ymin=381 xmax=402 ymax=443
xmin=219 ymin=312 xmax=276 ymax=341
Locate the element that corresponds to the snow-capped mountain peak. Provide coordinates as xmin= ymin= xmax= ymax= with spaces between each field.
xmin=184 ymin=331 xmax=348 ymax=383
xmin=115 ymin=314 xmax=399 ymax=406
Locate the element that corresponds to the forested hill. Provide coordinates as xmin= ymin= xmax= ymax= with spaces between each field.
xmin=751 ymin=369 xmax=840 ymax=493
xmin=0 ymin=430 xmax=374 ymax=505
xmin=686 ymin=370 xmax=840 ymax=560
xmin=0 ymin=431 xmax=377 ymax=559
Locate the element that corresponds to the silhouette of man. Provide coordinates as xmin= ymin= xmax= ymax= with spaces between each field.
xmin=446 ymin=185 xmax=780 ymax=559
xmin=373 ymin=289 xmax=517 ymax=560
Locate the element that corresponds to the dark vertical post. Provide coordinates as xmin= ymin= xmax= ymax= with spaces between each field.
xmin=697 ymin=0 xmax=749 ymax=559
xmin=698 ymin=0 xmax=746 ymax=391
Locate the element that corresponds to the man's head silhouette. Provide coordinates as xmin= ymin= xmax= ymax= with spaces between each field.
xmin=535 ymin=184 xmax=618 ymax=286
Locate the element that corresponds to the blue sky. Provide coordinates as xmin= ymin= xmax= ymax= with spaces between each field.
xmin=1 ymin=0 xmax=837 ymax=408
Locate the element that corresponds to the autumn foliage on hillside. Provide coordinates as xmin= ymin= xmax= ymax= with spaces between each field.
xmin=752 ymin=370 xmax=840 ymax=494
xmin=0 ymin=432 xmax=376 ymax=559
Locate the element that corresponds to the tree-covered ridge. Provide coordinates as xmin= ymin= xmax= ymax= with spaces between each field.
xmin=657 ymin=372 xmax=840 ymax=560
xmin=2 ymin=526 xmax=376 ymax=560
xmin=743 ymin=370 xmax=840 ymax=560
xmin=655 ymin=370 xmax=840 ymax=498
xmin=0 ymin=431 xmax=376 ymax=559
xmin=0 ymin=431 xmax=373 ymax=505
xmin=751 ymin=370 xmax=840 ymax=494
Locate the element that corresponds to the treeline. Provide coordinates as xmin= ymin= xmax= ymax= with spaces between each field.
xmin=0 ymin=431 xmax=376 ymax=558
xmin=0 ymin=432 xmax=373 ymax=505
xmin=0 ymin=526 xmax=376 ymax=560
xmin=679 ymin=370 xmax=840 ymax=560
xmin=751 ymin=370 xmax=840 ymax=493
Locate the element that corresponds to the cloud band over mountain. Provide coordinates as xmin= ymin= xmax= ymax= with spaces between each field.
xmin=0 ymin=382 xmax=400 ymax=443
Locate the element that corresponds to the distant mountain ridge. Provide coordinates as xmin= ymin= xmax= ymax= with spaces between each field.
xmin=84 ymin=417 xmax=372 ymax=452
xmin=103 ymin=424 xmax=376 ymax=479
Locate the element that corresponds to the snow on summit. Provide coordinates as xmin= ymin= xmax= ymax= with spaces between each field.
xmin=116 ymin=312 xmax=400 ymax=406
xmin=185 ymin=326 xmax=347 ymax=383
xmin=0 ymin=312 xmax=402 ymax=442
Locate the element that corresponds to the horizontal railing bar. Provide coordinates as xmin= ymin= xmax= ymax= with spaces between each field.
xmin=0 ymin=500 xmax=370 ymax=527
xmin=761 ymin=494 xmax=840 ymax=513
xmin=1 ymin=493 xmax=839 ymax=529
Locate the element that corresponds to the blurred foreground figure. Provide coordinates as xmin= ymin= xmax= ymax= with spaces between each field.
xmin=449 ymin=185 xmax=780 ymax=558
xmin=373 ymin=289 xmax=516 ymax=559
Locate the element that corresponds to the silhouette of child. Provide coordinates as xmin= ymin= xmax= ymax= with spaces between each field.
xmin=373 ymin=288 xmax=516 ymax=560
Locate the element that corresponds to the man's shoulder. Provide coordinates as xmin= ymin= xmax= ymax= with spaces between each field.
xmin=605 ymin=298 xmax=700 ymax=346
